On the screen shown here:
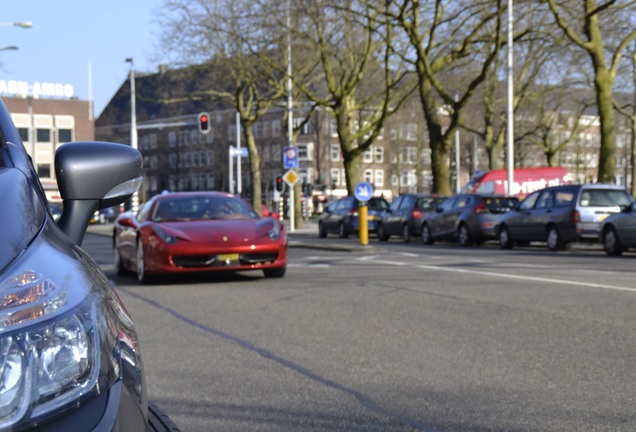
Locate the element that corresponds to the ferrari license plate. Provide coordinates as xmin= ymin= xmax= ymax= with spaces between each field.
xmin=218 ymin=253 xmax=239 ymax=261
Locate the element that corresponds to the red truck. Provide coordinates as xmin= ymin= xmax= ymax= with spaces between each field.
xmin=461 ymin=167 xmax=570 ymax=198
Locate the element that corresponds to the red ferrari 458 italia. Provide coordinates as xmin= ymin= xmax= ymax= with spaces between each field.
xmin=113 ymin=192 xmax=288 ymax=283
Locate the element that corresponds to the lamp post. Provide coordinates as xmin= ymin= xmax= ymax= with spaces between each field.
xmin=125 ymin=57 xmax=139 ymax=212
xmin=506 ymin=0 xmax=515 ymax=195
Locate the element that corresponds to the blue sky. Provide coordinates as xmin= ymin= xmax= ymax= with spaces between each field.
xmin=2 ymin=0 xmax=164 ymax=116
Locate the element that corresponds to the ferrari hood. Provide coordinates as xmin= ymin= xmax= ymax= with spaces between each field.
xmin=157 ymin=218 xmax=278 ymax=243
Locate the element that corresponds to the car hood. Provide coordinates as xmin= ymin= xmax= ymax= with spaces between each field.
xmin=157 ymin=218 xmax=281 ymax=243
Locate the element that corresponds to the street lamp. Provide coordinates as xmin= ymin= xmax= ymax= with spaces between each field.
xmin=125 ymin=57 xmax=139 ymax=212
xmin=0 ymin=22 xmax=32 ymax=28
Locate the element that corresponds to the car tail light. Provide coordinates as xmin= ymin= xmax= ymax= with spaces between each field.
xmin=412 ymin=210 xmax=422 ymax=219
xmin=349 ymin=209 xmax=359 ymax=217
xmin=473 ymin=202 xmax=488 ymax=214
xmin=571 ymin=210 xmax=580 ymax=223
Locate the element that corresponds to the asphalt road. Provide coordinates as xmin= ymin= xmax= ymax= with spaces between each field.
xmin=83 ymin=231 xmax=636 ymax=431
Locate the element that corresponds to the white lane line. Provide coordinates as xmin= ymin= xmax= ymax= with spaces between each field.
xmin=361 ymin=258 xmax=636 ymax=293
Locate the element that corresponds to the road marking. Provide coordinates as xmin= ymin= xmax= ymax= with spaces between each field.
xmin=361 ymin=258 xmax=636 ymax=293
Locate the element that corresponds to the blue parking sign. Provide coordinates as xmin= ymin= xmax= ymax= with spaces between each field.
xmin=283 ymin=146 xmax=299 ymax=169
xmin=354 ymin=182 xmax=373 ymax=202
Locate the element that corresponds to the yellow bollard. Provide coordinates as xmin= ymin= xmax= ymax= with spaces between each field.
xmin=359 ymin=204 xmax=369 ymax=246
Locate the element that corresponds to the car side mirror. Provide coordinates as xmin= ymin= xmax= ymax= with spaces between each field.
xmin=55 ymin=141 xmax=143 ymax=245
xmin=117 ymin=215 xmax=136 ymax=228
xmin=436 ymin=207 xmax=444 ymax=213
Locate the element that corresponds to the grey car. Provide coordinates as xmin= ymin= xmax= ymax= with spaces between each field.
xmin=497 ymin=183 xmax=633 ymax=251
xmin=599 ymin=201 xmax=636 ymax=255
xmin=421 ymin=194 xmax=519 ymax=246
xmin=377 ymin=193 xmax=447 ymax=242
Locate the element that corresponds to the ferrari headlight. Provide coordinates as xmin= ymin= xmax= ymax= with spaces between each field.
xmin=0 ymin=237 xmax=120 ymax=430
xmin=267 ymin=222 xmax=281 ymax=240
xmin=152 ymin=225 xmax=178 ymax=244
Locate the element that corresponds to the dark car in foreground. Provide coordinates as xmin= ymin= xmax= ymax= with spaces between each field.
xmin=599 ymin=201 xmax=636 ymax=255
xmin=497 ymin=183 xmax=633 ymax=251
xmin=318 ymin=196 xmax=389 ymax=238
xmin=114 ymin=191 xmax=288 ymax=283
xmin=421 ymin=194 xmax=519 ymax=246
xmin=377 ymin=193 xmax=447 ymax=242
xmin=0 ymin=98 xmax=178 ymax=431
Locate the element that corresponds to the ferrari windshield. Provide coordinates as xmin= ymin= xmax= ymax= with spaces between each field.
xmin=151 ymin=195 xmax=259 ymax=221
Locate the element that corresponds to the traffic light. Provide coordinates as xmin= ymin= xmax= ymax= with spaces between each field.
xmin=275 ymin=175 xmax=284 ymax=192
xmin=198 ymin=112 xmax=210 ymax=134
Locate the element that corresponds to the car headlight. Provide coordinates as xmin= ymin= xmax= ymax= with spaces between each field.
xmin=0 ymin=236 xmax=122 ymax=430
xmin=266 ymin=221 xmax=281 ymax=240
xmin=152 ymin=225 xmax=178 ymax=244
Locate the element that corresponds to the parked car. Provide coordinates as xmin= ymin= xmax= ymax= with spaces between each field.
xmin=421 ymin=194 xmax=519 ymax=246
xmin=377 ymin=193 xmax=447 ymax=242
xmin=599 ymin=200 xmax=636 ymax=255
xmin=114 ymin=191 xmax=288 ymax=283
xmin=496 ymin=183 xmax=633 ymax=251
xmin=90 ymin=206 xmax=119 ymax=224
xmin=318 ymin=196 xmax=390 ymax=238
xmin=0 ymin=98 xmax=178 ymax=430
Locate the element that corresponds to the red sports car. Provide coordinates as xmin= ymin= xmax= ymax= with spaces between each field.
xmin=113 ymin=192 xmax=288 ymax=283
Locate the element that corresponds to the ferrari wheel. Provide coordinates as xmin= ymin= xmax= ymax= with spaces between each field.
xmin=136 ymin=237 xmax=153 ymax=284
xmin=263 ymin=267 xmax=286 ymax=278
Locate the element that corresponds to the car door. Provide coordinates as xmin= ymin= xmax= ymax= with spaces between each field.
xmin=622 ymin=202 xmax=636 ymax=246
xmin=528 ymin=189 xmax=555 ymax=240
xmin=428 ymin=196 xmax=457 ymax=238
xmin=440 ymin=195 xmax=471 ymax=239
xmin=383 ymin=196 xmax=403 ymax=235
xmin=506 ymin=190 xmax=541 ymax=240
xmin=321 ymin=200 xmax=340 ymax=232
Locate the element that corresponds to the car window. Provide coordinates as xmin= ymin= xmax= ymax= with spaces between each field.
xmin=368 ymin=198 xmax=389 ymax=210
xmin=416 ymin=196 xmax=441 ymax=211
xmin=580 ymin=189 xmax=632 ymax=207
xmin=335 ymin=198 xmax=349 ymax=210
xmin=476 ymin=181 xmax=495 ymax=195
xmin=137 ymin=200 xmax=153 ymax=222
xmin=483 ymin=197 xmax=519 ymax=213
xmin=554 ymin=190 xmax=575 ymax=207
xmin=535 ymin=190 xmax=554 ymax=209
xmin=389 ymin=197 xmax=402 ymax=211
xmin=519 ymin=191 xmax=540 ymax=210
xmin=400 ymin=196 xmax=416 ymax=209
xmin=439 ymin=197 xmax=457 ymax=211
xmin=153 ymin=196 xmax=258 ymax=221
xmin=455 ymin=195 xmax=471 ymax=209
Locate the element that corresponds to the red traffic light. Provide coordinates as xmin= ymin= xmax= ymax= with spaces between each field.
xmin=275 ymin=175 xmax=284 ymax=192
xmin=198 ymin=112 xmax=210 ymax=134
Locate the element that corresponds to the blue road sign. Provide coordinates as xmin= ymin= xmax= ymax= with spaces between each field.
xmin=283 ymin=146 xmax=299 ymax=169
xmin=354 ymin=181 xmax=374 ymax=202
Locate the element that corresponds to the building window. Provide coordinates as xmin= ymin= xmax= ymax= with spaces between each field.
xmin=263 ymin=121 xmax=271 ymax=138
xmin=330 ymin=168 xmax=341 ymax=186
xmin=400 ymin=147 xmax=417 ymax=164
xmin=374 ymin=146 xmax=384 ymax=163
xmin=405 ymin=123 xmax=418 ymax=141
xmin=206 ymin=150 xmax=215 ymax=166
xmin=330 ymin=119 xmax=338 ymax=137
xmin=298 ymin=142 xmax=314 ymax=161
xmin=374 ymin=169 xmax=384 ymax=187
xmin=391 ymin=174 xmax=398 ymax=186
xmin=364 ymin=169 xmax=373 ymax=183
xmin=294 ymin=118 xmax=311 ymax=135
xmin=330 ymin=143 xmax=340 ymax=161
xmin=422 ymin=148 xmax=432 ymax=165
xmin=206 ymin=173 xmax=215 ymax=189
xmin=37 ymin=129 xmax=51 ymax=142
xmin=363 ymin=148 xmax=373 ymax=163
xmin=400 ymin=169 xmax=417 ymax=186
xmin=272 ymin=120 xmax=281 ymax=137
xmin=169 ymin=153 xmax=177 ymax=169
xmin=37 ymin=164 xmax=51 ymax=178
xmin=58 ymin=128 xmax=72 ymax=143
xmin=17 ymin=127 xmax=29 ymax=142
xmin=169 ymin=132 xmax=177 ymax=148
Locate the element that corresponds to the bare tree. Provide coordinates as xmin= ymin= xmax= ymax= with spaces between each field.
xmin=546 ymin=0 xmax=636 ymax=183
xmin=389 ymin=0 xmax=506 ymax=195
xmin=157 ymin=0 xmax=292 ymax=213
xmin=292 ymin=0 xmax=416 ymax=196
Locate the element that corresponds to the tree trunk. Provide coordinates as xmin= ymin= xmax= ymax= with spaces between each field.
xmin=594 ymin=67 xmax=617 ymax=183
xmin=244 ymin=129 xmax=263 ymax=214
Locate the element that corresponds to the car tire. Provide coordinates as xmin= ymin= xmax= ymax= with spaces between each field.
xmin=402 ymin=224 xmax=410 ymax=243
xmin=136 ymin=237 xmax=153 ymax=284
xmin=263 ymin=267 xmax=286 ymax=278
xmin=458 ymin=223 xmax=472 ymax=246
xmin=148 ymin=401 xmax=182 ymax=432
xmin=318 ymin=222 xmax=327 ymax=238
xmin=421 ymin=223 xmax=434 ymax=245
xmin=603 ymin=227 xmax=623 ymax=256
xmin=338 ymin=222 xmax=349 ymax=238
xmin=546 ymin=225 xmax=565 ymax=251
xmin=377 ymin=224 xmax=389 ymax=242
xmin=499 ymin=225 xmax=513 ymax=250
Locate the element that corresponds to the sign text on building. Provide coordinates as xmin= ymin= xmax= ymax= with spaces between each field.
xmin=0 ymin=80 xmax=74 ymax=99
